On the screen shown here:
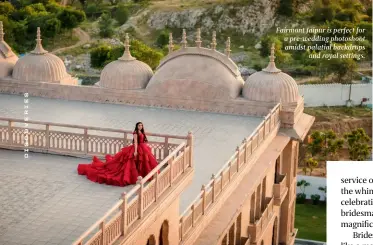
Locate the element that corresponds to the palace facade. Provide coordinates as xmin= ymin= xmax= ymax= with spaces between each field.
xmin=0 ymin=22 xmax=315 ymax=245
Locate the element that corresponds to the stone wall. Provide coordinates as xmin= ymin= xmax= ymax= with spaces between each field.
xmin=299 ymin=84 xmax=373 ymax=107
xmin=0 ymin=78 xmax=276 ymax=117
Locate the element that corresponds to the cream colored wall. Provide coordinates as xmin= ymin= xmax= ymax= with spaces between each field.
xmin=222 ymin=142 xmax=284 ymax=245
xmin=260 ymin=218 xmax=275 ymax=245
xmin=136 ymin=198 xmax=180 ymax=245
xmin=240 ymin=195 xmax=251 ymax=239
xmin=265 ymin=162 xmax=276 ymax=197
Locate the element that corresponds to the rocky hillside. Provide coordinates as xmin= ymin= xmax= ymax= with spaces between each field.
xmin=147 ymin=1 xmax=278 ymax=36
xmin=125 ymin=0 xmax=312 ymax=39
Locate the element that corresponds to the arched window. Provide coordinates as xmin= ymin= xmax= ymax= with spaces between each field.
xmin=159 ymin=220 xmax=169 ymax=245
xmin=147 ymin=235 xmax=156 ymax=245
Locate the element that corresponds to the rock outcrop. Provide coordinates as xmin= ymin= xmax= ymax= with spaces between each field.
xmin=147 ymin=0 xmax=279 ymax=36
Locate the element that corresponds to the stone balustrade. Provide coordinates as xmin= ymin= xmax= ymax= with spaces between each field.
xmin=72 ymin=134 xmax=193 ymax=245
xmin=247 ymin=197 xmax=274 ymax=241
xmin=0 ymin=117 xmax=194 ymax=245
xmin=0 ymin=117 xmax=186 ymax=160
xmin=178 ymin=104 xmax=281 ymax=242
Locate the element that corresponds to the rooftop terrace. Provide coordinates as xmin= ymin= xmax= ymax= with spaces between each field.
xmin=0 ymin=94 xmax=264 ymax=245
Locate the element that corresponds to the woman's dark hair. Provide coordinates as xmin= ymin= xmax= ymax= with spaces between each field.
xmin=133 ymin=122 xmax=148 ymax=143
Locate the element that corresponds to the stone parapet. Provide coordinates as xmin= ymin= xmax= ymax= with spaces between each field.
xmin=0 ymin=79 xmax=276 ymax=117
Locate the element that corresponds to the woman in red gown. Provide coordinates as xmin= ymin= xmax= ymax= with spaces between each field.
xmin=77 ymin=122 xmax=158 ymax=186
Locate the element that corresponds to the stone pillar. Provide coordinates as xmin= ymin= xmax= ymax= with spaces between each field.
xmin=278 ymin=140 xmax=297 ymax=244
xmin=261 ymin=177 xmax=267 ymax=211
xmin=255 ymin=184 xmax=261 ymax=219
xmin=250 ymin=193 xmax=256 ymax=223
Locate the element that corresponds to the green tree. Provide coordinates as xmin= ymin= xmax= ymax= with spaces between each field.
xmin=98 ymin=13 xmax=114 ymax=38
xmin=12 ymin=4 xmax=47 ymax=21
xmin=0 ymin=16 xmax=27 ymax=53
xmin=260 ymin=36 xmax=293 ymax=66
xmin=114 ymin=4 xmax=129 ymax=25
xmin=90 ymin=45 xmax=112 ymax=68
xmin=311 ymin=0 xmax=337 ymax=23
xmin=30 ymin=0 xmax=51 ymax=5
xmin=45 ymin=2 xmax=64 ymax=13
xmin=28 ymin=3 xmax=47 ymax=12
xmin=305 ymin=157 xmax=318 ymax=175
xmin=27 ymin=14 xmax=62 ymax=38
xmin=308 ymin=130 xmax=344 ymax=160
xmin=57 ymin=8 xmax=86 ymax=28
xmin=278 ymin=0 xmax=293 ymax=16
xmin=85 ymin=3 xmax=100 ymax=18
xmin=357 ymin=22 xmax=372 ymax=42
xmin=335 ymin=9 xmax=360 ymax=22
xmin=319 ymin=51 xmax=357 ymax=83
xmin=344 ymin=128 xmax=371 ymax=161
xmin=78 ymin=0 xmax=87 ymax=8
xmin=0 ymin=2 xmax=16 ymax=16
xmin=156 ymin=29 xmax=170 ymax=48
xmin=90 ymin=39 xmax=164 ymax=70
xmin=130 ymin=39 xmax=164 ymax=70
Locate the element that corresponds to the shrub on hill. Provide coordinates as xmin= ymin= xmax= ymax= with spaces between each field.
xmin=114 ymin=4 xmax=129 ymax=25
xmin=0 ymin=0 xmax=85 ymax=53
xmin=90 ymin=39 xmax=164 ymax=70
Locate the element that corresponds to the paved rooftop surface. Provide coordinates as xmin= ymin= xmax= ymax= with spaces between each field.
xmin=0 ymin=94 xmax=263 ymax=245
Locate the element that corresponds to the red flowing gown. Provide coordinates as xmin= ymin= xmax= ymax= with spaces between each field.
xmin=77 ymin=133 xmax=158 ymax=186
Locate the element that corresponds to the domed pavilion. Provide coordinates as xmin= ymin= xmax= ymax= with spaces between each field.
xmin=145 ymin=29 xmax=244 ymax=100
xmin=0 ymin=21 xmax=18 ymax=78
xmin=96 ymin=33 xmax=153 ymax=90
xmin=12 ymin=27 xmax=77 ymax=85
xmin=243 ymin=44 xmax=300 ymax=105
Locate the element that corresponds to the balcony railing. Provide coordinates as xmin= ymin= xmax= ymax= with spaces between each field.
xmin=274 ymin=174 xmax=287 ymax=204
xmin=247 ymin=197 xmax=274 ymax=242
xmin=0 ymin=117 xmax=185 ymax=161
xmin=0 ymin=117 xmax=194 ymax=245
xmin=72 ymin=134 xmax=193 ymax=245
xmin=179 ymin=104 xmax=281 ymax=242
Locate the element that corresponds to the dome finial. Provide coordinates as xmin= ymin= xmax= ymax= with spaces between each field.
xmin=225 ymin=37 xmax=231 ymax=58
xmin=31 ymin=27 xmax=48 ymax=55
xmin=262 ymin=43 xmax=281 ymax=73
xmin=168 ymin=32 xmax=174 ymax=54
xmin=0 ymin=21 xmax=4 ymax=42
xmin=119 ymin=33 xmax=136 ymax=61
xmin=181 ymin=29 xmax=187 ymax=48
xmin=195 ymin=28 xmax=202 ymax=48
xmin=211 ymin=31 xmax=217 ymax=50
xmin=269 ymin=43 xmax=275 ymax=62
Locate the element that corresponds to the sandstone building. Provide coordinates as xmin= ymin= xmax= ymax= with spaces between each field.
xmin=0 ymin=23 xmax=315 ymax=245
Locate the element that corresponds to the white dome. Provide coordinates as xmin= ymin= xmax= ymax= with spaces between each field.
xmin=243 ymin=45 xmax=299 ymax=104
xmin=0 ymin=22 xmax=18 ymax=78
xmin=12 ymin=28 xmax=69 ymax=83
